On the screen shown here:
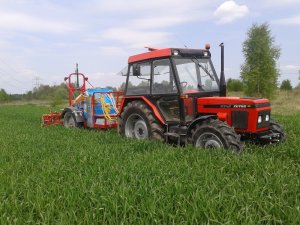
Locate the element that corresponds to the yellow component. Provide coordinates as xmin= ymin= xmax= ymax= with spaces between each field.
xmin=99 ymin=95 xmax=117 ymax=121
xmin=107 ymin=93 xmax=119 ymax=114
xmin=73 ymin=94 xmax=87 ymax=105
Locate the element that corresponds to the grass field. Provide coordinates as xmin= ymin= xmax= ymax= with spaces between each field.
xmin=0 ymin=104 xmax=299 ymax=224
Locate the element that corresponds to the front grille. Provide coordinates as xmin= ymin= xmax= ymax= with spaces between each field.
xmin=257 ymin=110 xmax=270 ymax=129
xmin=232 ymin=111 xmax=248 ymax=129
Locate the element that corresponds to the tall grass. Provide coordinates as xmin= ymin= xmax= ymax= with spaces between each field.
xmin=0 ymin=105 xmax=299 ymax=224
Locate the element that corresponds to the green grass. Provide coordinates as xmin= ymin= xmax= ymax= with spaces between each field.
xmin=0 ymin=105 xmax=299 ymax=224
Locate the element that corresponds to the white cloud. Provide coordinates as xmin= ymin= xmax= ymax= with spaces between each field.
xmin=263 ymin=0 xmax=300 ymax=7
xmin=98 ymin=46 xmax=128 ymax=56
xmin=90 ymin=71 xmax=124 ymax=88
xmin=281 ymin=64 xmax=300 ymax=71
xmin=0 ymin=39 xmax=10 ymax=49
xmin=94 ymin=0 xmax=215 ymax=48
xmin=272 ymin=16 xmax=300 ymax=25
xmin=102 ymin=28 xmax=171 ymax=48
xmin=214 ymin=1 xmax=249 ymax=24
xmin=0 ymin=11 xmax=78 ymax=33
xmin=131 ymin=16 xmax=192 ymax=30
xmin=93 ymin=0 xmax=213 ymax=16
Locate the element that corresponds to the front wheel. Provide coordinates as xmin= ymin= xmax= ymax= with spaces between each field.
xmin=191 ymin=118 xmax=243 ymax=152
xmin=269 ymin=120 xmax=286 ymax=143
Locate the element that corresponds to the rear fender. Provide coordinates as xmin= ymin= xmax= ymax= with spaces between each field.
xmin=61 ymin=107 xmax=84 ymax=123
xmin=187 ymin=115 xmax=217 ymax=136
xmin=120 ymin=96 xmax=165 ymax=125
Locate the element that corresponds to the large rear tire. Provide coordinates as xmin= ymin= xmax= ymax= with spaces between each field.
xmin=191 ymin=118 xmax=243 ymax=152
xmin=118 ymin=101 xmax=164 ymax=141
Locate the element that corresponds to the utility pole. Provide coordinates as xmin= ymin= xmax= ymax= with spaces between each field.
xmin=33 ymin=76 xmax=41 ymax=89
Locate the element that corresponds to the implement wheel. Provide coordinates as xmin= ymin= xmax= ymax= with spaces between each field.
xmin=191 ymin=118 xmax=242 ymax=152
xmin=63 ymin=111 xmax=83 ymax=128
xmin=118 ymin=101 xmax=164 ymax=141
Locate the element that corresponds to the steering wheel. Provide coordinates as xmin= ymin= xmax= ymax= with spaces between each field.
xmin=180 ymin=81 xmax=188 ymax=88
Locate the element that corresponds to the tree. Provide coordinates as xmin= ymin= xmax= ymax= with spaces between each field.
xmin=241 ymin=23 xmax=280 ymax=99
xmin=227 ymin=78 xmax=243 ymax=92
xmin=280 ymin=79 xmax=292 ymax=91
xmin=0 ymin=89 xmax=10 ymax=102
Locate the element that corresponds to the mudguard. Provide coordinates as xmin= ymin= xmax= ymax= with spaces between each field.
xmin=187 ymin=115 xmax=217 ymax=136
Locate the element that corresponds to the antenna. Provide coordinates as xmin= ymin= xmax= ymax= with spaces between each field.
xmin=174 ymin=35 xmax=188 ymax=48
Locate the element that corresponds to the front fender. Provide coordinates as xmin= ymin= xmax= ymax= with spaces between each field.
xmin=187 ymin=115 xmax=217 ymax=136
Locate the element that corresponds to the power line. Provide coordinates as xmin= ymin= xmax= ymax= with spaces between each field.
xmin=0 ymin=70 xmax=28 ymax=93
xmin=0 ymin=67 xmax=24 ymax=85
xmin=0 ymin=57 xmax=35 ymax=83
xmin=0 ymin=57 xmax=28 ymax=76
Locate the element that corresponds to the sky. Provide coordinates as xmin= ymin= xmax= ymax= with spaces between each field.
xmin=0 ymin=0 xmax=300 ymax=94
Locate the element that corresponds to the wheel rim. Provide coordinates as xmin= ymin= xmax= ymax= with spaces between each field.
xmin=195 ymin=132 xmax=224 ymax=149
xmin=64 ymin=113 xmax=75 ymax=128
xmin=125 ymin=114 xmax=148 ymax=139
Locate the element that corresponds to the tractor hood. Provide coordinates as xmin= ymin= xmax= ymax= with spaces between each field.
xmin=197 ymin=97 xmax=270 ymax=109
xmin=197 ymin=97 xmax=271 ymax=133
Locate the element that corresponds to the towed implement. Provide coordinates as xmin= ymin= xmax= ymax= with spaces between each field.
xmin=42 ymin=44 xmax=285 ymax=152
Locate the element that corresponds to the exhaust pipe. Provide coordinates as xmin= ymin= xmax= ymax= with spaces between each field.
xmin=219 ymin=43 xmax=226 ymax=97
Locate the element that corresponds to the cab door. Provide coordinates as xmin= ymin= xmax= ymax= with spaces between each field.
xmin=151 ymin=58 xmax=180 ymax=122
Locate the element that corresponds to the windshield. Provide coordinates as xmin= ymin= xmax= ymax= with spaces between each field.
xmin=174 ymin=58 xmax=219 ymax=94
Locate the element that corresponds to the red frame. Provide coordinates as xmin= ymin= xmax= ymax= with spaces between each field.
xmin=65 ymin=73 xmax=87 ymax=106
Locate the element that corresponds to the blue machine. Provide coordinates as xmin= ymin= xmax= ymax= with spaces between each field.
xmin=84 ymin=88 xmax=118 ymax=128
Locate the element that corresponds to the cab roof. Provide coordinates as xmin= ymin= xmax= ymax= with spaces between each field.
xmin=128 ymin=48 xmax=210 ymax=63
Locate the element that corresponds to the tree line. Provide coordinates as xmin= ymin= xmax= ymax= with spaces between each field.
xmin=0 ymin=83 xmax=68 ymax=104
xmin=227 ymin=78 xmax=294 ymax=92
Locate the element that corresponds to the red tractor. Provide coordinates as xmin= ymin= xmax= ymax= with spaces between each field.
xmin=118 ymin=44 xmax=285 ymax=151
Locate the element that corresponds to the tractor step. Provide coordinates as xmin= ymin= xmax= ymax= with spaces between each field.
xmin=164 ymin=132 xmax=181 ymax=138
xmin=164 ymin=132 xmax=186 ymax=146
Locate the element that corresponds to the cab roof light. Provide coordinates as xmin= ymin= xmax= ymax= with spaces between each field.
xmin=205 ymin=43 xmax=210 ymax=50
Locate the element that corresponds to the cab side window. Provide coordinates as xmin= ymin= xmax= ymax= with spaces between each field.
xmin=152 ymin=59 xmax=178 ymax=94
xmin=126 ymin=62 xmax=151 ymax=95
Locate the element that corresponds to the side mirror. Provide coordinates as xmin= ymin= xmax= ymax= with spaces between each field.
xmin=133 ymin=64 xmax=141 ymax=76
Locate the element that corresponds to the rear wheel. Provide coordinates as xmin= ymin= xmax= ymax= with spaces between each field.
xmin=191 ymin=118 xmax=243 ymax=152
xmin=118 ymin=101 xmax=164 ymax=141
xmin=63 ymin=111 xmax=83 ymax=128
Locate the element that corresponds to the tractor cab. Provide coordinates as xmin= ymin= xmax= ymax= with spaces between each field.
xmin=123 ymin=45 xmax=222 ymax=124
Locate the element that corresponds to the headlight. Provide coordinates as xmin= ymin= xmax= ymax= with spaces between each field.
xmin=203 ymin=51 xmax=208 ymax=57
xmin=265 ymin=114 xmax=270 ymax=121
xmin=258 ymin=116 xmax=262 ymax=124
xmin=173 ymin=50 xmax=179 ymax=56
